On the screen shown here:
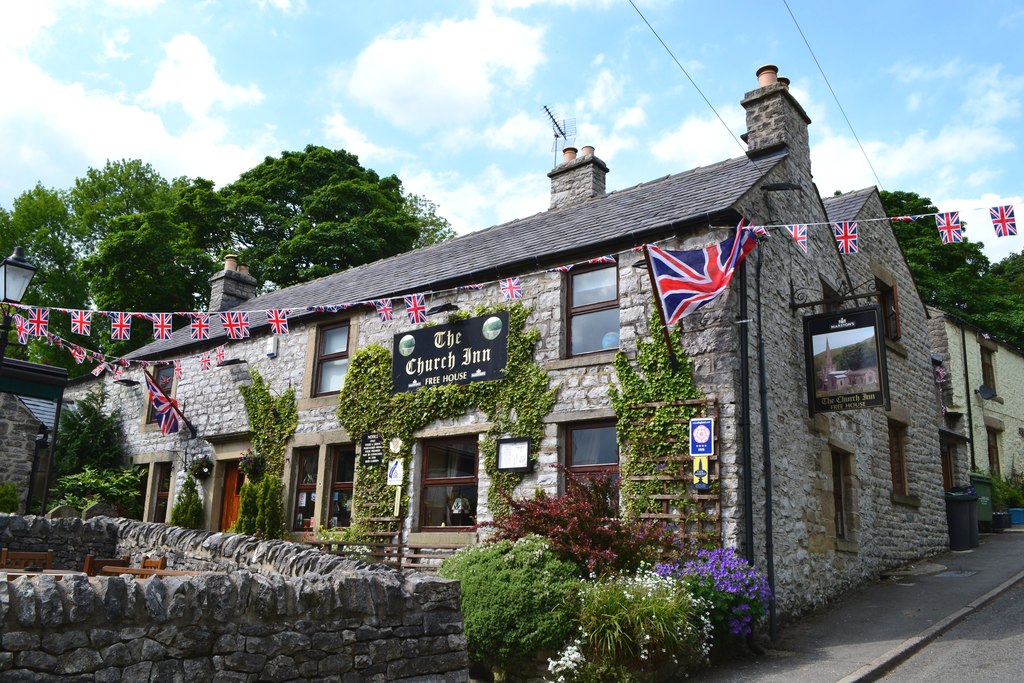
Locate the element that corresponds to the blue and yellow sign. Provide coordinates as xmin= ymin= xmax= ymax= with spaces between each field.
xmin=692 ymin=456 xmax=710 ymax=491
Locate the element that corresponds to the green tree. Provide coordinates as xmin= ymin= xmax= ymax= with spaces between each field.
xmin=52 ymin=385 xmax=128 ymax=476
xmin=170 ymin=475 xmax=206 ymax=529
xmin=220 ymin=145 xmax=421 ymax=289
xmin=407 ymin=194 xmax=456 ymax=249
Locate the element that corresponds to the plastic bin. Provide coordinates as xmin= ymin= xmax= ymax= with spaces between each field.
xmin=944 ymin=492 xmax=979 ymax=551
xmin=1010 ymin=508 xmax=1024 ymax=526
xmin=969 ymin=472 xmax=993 ymax=524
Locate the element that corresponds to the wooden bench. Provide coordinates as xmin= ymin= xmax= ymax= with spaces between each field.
xmin=305 ymin=540 xmax=402 ymax=568
xmin=1 ymin=549 xmax=54 ymax=570
xmin=82 ymin=554 xmax=130 ymax=576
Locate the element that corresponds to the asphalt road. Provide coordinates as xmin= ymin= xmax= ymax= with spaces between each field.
xmin=880 ymin=581 xmax=1024 ymax=682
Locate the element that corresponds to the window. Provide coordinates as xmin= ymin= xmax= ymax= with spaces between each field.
xmin=939 ymin=438 xmax=956 ymax=491
xmin=567 ymin=422 xmax=619 ymax=478
xmin=146 ymin=365 xmax=176 ymax=424
xmin=987 ymin=427 xmax=1001 ymax=475
xmin=877 ymin=280 xmax=901 ymax=341
xmin=328 ymin=446 xmax=356 ymax=529
xmin=568 ymin=265 xmax=619 ymax=356
xmin=831 ymin=450 xmax=848 ymax=539
xmin=315 ymin=323 xmax=350 ymax=396
xmin=980 ymin=347 xmax=996 ymax=393
xmin=420 ymin=438 xmax=478 ymax=529
xmin=292 ymin=448 xmax=319 ymax=531
xmin=152 ymin=462 xmax=172 ymax=523
xmin=888 ymin=421 xmax=908 ymax=496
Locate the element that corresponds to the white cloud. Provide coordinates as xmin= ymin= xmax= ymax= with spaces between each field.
xmin=0 ymin=2 xmax=59 ymax=52
xmin=103 ymin=27 xmax=131 ymax=61
xmin=138 ymin=34 xmax=264 ymax=122
xmin=348 ymin=9 xmax=545 ymax=132
xmin=104 ymin=0 xmax=166 ymax=10
xmin=322 ymin=112 xmax=402 ymax=163
xmin=255 ymin=0 xmax=306 ymax=13
xmin=483 ymin=112 xmax=551 ymax=151
xmin=650 ymin=107 xmax=745 ymax=170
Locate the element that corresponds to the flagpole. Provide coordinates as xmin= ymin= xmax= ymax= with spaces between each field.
xmin=642 ymin=244 xmax=680 ymax=373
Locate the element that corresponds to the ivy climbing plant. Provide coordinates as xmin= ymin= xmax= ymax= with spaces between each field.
xmin=336 ymin=303 xmax=556 ymax=540
xmin=609 ymin=306 xmax=708 ymax=534
xmin=239 ymin=368 xmax=299 ymax=477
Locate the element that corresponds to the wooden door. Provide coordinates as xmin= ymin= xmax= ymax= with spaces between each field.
xmin=219 ymin=461 xmax=243 ymax=531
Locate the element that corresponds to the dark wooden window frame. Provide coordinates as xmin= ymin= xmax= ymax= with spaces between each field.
xmin=292 ymin=447 xmax=319 ymax=531
xmin=329 ymin=446 xmax=356 ymax=529
xmin=567 ymin=263 xmax=619 ymax=357
xmin=877 ymin=279 xmax=901 ymax=341
xmin=987 ymin=427 xmax=1001 ymax=475
xmin=831 ymin=450 xmax=848 ymax=539
xmin=566 ymin=421 xmax=620 ymax=477
xmin=314 ymin=321 xmax=351 ymax=397
xmin=980 ymin=346 xmax=996 ymax=393
xmin=888 ymin=420 xmax=908 ymax=496
xmin=419 ymin=437 xmax=479 ymax=531
xmin=152 ymin=462 xmax=172 ymax=523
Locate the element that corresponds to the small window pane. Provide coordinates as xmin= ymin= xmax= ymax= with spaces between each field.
xmin=571 ymin=308 xmax=620 ymax=355
xmin=334 ymin=450 xmax=355 ymax=484
xmin=299 ymin=453 xmax=318 ymax=485
xmin=426 ymin=442 xmax=477 ymax=479
xmin=293 ymin=493 xmax=316 ymax=530
xmin=322 ymin=326 xmax=349 ymax=354
xmin=572 ymin=426 xmax=618 ymax=466
xmin=422 ymin=485 xmax=477 ymax=527
xmin=572 ymin=268 xmax=617 ymax=307
xmin=319 ymin=358 xmax=349 ymax=393
xmin=328 ymin=490 xmax=353 ymax=528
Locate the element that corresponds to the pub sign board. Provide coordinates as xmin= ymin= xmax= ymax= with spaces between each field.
xmin=392 ymin=311 xmax=510 ymax=394
xmin=803 ymin=305 xmax=890 ymax=416
xmin=360 ymin=432 xmax=386 ymax=467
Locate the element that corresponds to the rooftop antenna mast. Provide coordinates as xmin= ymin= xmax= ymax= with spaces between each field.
xmin=543 ymin=105 xmax=576 ymax=163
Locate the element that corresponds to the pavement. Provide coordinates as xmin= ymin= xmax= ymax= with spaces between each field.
xmin=697 ymin=527 xmax=1024 ymax=682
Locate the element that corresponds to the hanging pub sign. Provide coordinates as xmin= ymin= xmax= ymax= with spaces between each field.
xmin=803 ymin=305 xmax=890 ymax=416
xmin=392 ymin=311 xmax=509 ymax=393
xmin=360 ymin=432 xmax=385 ymax=467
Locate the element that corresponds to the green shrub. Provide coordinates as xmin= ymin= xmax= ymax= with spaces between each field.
xmin=255 ymin=476 xmax=285 ymax=539
xmin=53 ymin=386 xmax=127 ymax=475
xmin=992 ymin=474 xmax=1024 ymax=510
xmin=49 ymin=466 xmax=144 ymax=515
xmin=438 ymin=535 xmax=580 ymax=672
xmin=548 ymin=569 xmax=710 ymax=682
xmin=170 ymin=475 xmax=205 ymax=529
xmin=0 ymin=482 xmax=19 ymax=513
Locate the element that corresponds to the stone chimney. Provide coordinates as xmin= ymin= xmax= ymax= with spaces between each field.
xmin=209 ymin=254 xmax=258 ymax=312
xmin=741 ymin=64 xmax=811 ymax=162
xmin=548 ymin=145 xmax=609 ymax=210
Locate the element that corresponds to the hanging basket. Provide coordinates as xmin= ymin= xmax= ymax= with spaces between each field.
xmin=188 ymin=456 xmax=213 ymax=480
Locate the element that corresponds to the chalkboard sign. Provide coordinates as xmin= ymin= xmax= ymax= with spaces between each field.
xmin=361 ymin=432 xmax=385 ymax=466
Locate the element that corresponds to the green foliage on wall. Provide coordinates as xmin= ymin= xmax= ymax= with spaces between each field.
xmin=170 ymin=475 xmax=205 ymax=529
xmin=336 ymin=303 xmax=556 ymax=539
xmin=239 ymin=368 xmax=298 ymax=477
xmin=0 ymin=482 xmax=19 ymax=513
xmin=609 ymin=307 xmax=704 ymax=519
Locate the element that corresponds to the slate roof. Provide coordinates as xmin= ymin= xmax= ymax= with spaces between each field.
xmin=822 ymin=187 xmax=877 ymax=223
xmin=18 ymin=396 xmax=59 ymax=432
xmin=127 ymin=148 xmax=788 ymax=360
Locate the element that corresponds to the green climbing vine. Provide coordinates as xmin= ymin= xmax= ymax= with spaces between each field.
xmin=239 ymin=368 xmax=299 ymax=477
xmin=336 ymin=303 xmax=556 ymax=540
xmin=609 ymin=306 xmax=705 ymax=520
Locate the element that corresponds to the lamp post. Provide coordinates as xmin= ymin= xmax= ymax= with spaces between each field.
xmin=0 ymin=246 xmax=38 ymax=364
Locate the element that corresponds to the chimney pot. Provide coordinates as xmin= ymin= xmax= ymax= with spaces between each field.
xmin=238 ymin=264 xmax=250 ymax=276
xmin=756 ymin=64 xmax=779 ymax=87
xmin=562 ymin=147 xmax=578 ymax=164
xmin=581 ymin=145 xmax=595 ymax=158
xmin=778 ymin=76 xmax=790 ymax=88
xmin=224 ymin=254 xmax=238 ymax=272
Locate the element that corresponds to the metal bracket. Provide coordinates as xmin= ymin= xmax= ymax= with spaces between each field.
xmin=789 ymin=279 xmax=878 ymax=311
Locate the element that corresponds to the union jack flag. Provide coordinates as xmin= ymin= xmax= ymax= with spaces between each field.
xmin=150 ymin=312 xmax=173 ymax=341
xmin=109 ymin=311 xmax=132 ymax=340
xmin=458 ymin=284 xmax=484 ymax=290
xmin=889 ymin=215 xmax=921 ymax=222
xmin=70 ymin=310 xmax=92 ymax=336
xmin=647 ymin=221 xmax=760 ymax=325
xmin=200 ymin=352 xmax=211 ymax=371
xmin=404 ymin=294 xmax=427 ymax=324
xmin=499 ymin=277 xmax=523 ymax=301
xmin=112 ymin=365 xmax=123 ymax=381
xmin=548 ymin=265 xmax=573 ymax=273
xmin=91 ymin=363 xmax=107 ymax=377
xmin=990 ymin=204 xmax=1017 ymax=237
xmin=174 ymin=358 xmax=183 ymax=379
xmin=374 ymin=299 xmax=393 ymax=322
xmin=588 ymin=256 xmax=617 ymax=264
xmin=27 ymin=308 xmax=48 ymax=337
xmin=832 ymin=221 xmax=859 ymax=254
xmin=144 ymin=371 xmax=181 ymax=436
xmin=189 ymin=313 xmax=210 ymax=341
xmin=786 ymin=225 xmax=808 ymax=253
xmin=219 ymin=311 xmax=250 ymax=339
xmin=14 ymin=314 xmax=29 ymax=345
xmin=266 ymin=309 xmax=289 ymax=335
xmin=70 ymin=345 xmax=86 ymax=364
xmin=215 ymin=345 xmax=225 ymax=364
xmin=935 ymin=212 xmax=963 ymax=244
xmin=749 ymin=225 xmax=769 ymax=238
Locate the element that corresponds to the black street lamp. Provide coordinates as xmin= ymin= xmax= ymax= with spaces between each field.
xmin=0 ymin=246 xmax=38 ymax=363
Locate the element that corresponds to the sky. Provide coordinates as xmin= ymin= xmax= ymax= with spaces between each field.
xmin=1 ymin=0 xmax=1022 ymax=265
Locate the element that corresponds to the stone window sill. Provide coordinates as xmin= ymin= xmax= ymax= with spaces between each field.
xmin=891 ymin=492 xmax=921 ymax=508
xmin=297 ymin=395 xmax=338 ymax=411
xmin=835 ymin=538 xmax=859 ymax=554
xmin=545 ymin=351 xmax=618 ymax=371
xmin=884 ymin=337 xmax=908 ymax=358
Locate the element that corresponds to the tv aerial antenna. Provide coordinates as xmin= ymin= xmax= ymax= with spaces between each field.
xmin=543 ymin=105 xmax=576 ymax=160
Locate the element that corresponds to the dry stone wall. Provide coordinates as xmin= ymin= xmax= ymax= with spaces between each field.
xmin=0 ymin=515 xmax=468 ymax=682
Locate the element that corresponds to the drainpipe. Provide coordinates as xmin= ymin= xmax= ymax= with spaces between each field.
xmin=738 ymin=263 xmax=755 ymax=564
xmin=959 ymin=321 xmax=976 ymax=470
xmin=755 ymin=244 xmax=776 ymax=640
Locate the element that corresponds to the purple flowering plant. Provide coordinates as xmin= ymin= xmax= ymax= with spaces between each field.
xmin=655 ymin=547 xmax=772 ymax=639
xmin=239 ymin=448 xmax=265 ymax=481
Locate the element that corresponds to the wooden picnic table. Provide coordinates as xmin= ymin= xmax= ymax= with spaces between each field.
xmin=1 ymin=569 xmax=88 ymax=580
xmin=97 ymin=566 xmax=204 ymax=578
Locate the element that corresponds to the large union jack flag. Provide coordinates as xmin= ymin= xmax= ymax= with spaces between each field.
xmin=935 ymin=212 xmax=963 ymax=244
xmin=144 ymin=371 xmax=181 ymax=436
xmin=786 ymin=224 xmax=808 ymax=253
xmin=70 ymin=310 xmax=92 ymax=336
xmin=832 ymin=221 xmax=859 ymax=254
xmin=189 ymin=313 xmax=210 ymax=341
xmin=266 ymin=309 xmax=289 ymax=335
xmin=647 ymin=222 xmax=759 ymax=325
xmin=990 ymin=204 xmax=1017 ymax=237
xmin=374 ymin=299 xmax=393 ymax=322
xmin=150 ymin=312 xmax=173 ymax=341
xmin=404 ymin=294 xmax=427 ymax=324
xmin=26 ymin=308 xmax=48 ymax=337
xmin=499 ymin=277 xmax=523 ymax=301
xmin=109 ymin=311 xmax=132 ymax=340
xmin=219 ymin=311 xmax=250 ymax=339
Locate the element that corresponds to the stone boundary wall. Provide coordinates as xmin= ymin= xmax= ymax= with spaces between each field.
xmin=0 ymin=515 xmax=469 ymax=682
